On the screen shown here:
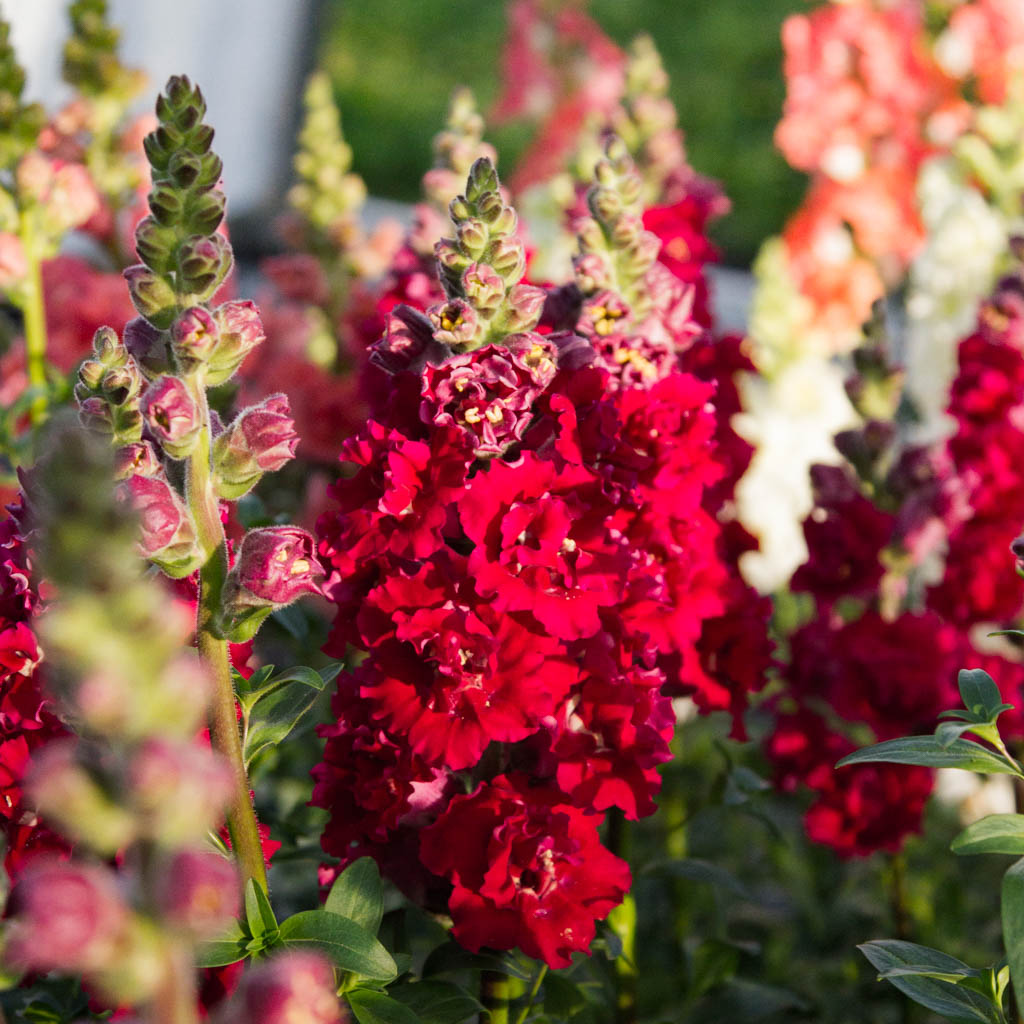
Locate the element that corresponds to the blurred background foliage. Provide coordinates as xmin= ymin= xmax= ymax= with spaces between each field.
xmin=318 ymin=0 xmax=808 ymax=267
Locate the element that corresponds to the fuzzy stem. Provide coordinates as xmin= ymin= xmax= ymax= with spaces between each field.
xmin=186 ymin=376 xmax=268 ymax=893
xmin=19 ymin=217 xmax=48 ymax=425
xmin=481 ymin=971 xmax=511 ymax=1024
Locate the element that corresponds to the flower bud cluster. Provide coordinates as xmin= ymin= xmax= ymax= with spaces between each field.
xmin=75 ymin=77 xmax=319 ymax=609
xmin=3 ymin=423 xmax=240 ymax=1009
xmin=130 ymin=75 xmax=230 ymax=325
xmin=62 ymin=0 xmax=146 ymax=108
xmin=0 ymin=20 xmax=44 ymax=171
xmin=431 ymin=157 xmax=545 ymax=351
xmin=286 ymin=71 xmax=367 ymax=257
xmin=572 ymin=136 xmax=660 ymax=322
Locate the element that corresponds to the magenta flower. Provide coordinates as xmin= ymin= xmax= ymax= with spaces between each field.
xmin=171 ymin=305 xmax=220 ymax=367
xmin=212 ymin=394 xmax=299 ymax=498
xmin=208 ymin=300 xmax=266 ymax=384
xmin=141 ymin=375 xmax=201 ymax=459
xmin=116 ymin=472 xmax=203 ymax=578
xmin=227 ymin=526 xmax=325 ymax=608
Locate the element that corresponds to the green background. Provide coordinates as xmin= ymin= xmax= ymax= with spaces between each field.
xmin=319 ymin=0 xmax=809 ymax=266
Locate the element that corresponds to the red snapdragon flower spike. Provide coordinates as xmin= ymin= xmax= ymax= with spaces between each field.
xmin=227 ymin=526 xmax=325 ymax=608
xmin=140 ymin=375 xmax=202 ymax=459
xmin=4 ymin=859 xmax=131 ymax=973
xmin=420 ymin=773 xmax=631 ymax=969
xmin=790 ymin=463 xmax=896 ymax=605
xmin=217 ymin=953 xmax=344 ymax=1024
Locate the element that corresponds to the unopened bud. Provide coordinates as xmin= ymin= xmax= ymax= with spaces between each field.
xmin=116 ymin=472 xmax=204 ymax=578
xmin=124 ymin=264 xmax=177 ymax=329
xmin=218 ymin=952 xmax=344 ymax=1024
xmin=5 ymin=860 xmax=132 ymax=974
xmin=156 ymin=849 xmax=240 ymax=938
xmin=124 ymin=316 xmax=173 ymax=379
xmin=207 ymin=300 xmax=266 ymax=384
xmin=128 ymin=738 xmax=233 ymax=844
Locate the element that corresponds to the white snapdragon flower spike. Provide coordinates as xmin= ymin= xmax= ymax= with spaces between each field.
xmin=733 ymin=354 xmax=858 ymax=593
xmin=905 ymin=158 xmax=1008 ymax=438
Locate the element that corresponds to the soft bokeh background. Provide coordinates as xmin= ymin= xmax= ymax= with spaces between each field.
xmin=321 ymin=0 xmax=808 ymax=264
xmin=10 ymin=0 xmax=806 ymax=266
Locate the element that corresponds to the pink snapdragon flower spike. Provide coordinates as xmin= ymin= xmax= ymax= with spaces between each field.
xmin=212 ymin=393 xmax=299 ymax=499
xmin=141 ymin=374 xmax=202 ymax=459
xmin=216 ymin=952 xmax=344 ymax=1024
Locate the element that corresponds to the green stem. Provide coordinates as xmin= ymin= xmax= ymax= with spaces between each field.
xmin=186 ymin=376 xmax=268 ymax=893
xmin=607 ymin=810 xmax=637 ymax=1024
xmin=512 ymin=964 xmax=547 ymax=1024
xmin=481 ymin=971 xmax=511 ymax=1024
xmin=19 ymin=217 xmax=48 ymax=425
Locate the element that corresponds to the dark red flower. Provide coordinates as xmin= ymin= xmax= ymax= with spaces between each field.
xmin=419 ymin=773 xmax=631 ymax=968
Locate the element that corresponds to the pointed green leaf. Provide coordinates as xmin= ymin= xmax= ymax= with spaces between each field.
xmin=348 ymin=990 xmax=421 ymax=1024
xmin=388 ymin=981 xmax=483 ymax=1024
xmin=325 ymin=857 xmax=384 ymax=934
xmin=836 ymin=737 xmax=1019 ymax=775
xmin=195 ymin=919 xmax=251 ymax=967
xmin=859 ymin=941 xmax=1003 ymax=1023
xmin=242 ymin=667 xmax=328 ymax=767
xmin=278 ymin=910 xmax=397 ymax=980
xmin=958 ymin=669 xmax=1007 ymax=720
xmin=244 ymin=879 xmax=278 ymax=945
xmin=952 ymin=814 xmax=1024 ymax=856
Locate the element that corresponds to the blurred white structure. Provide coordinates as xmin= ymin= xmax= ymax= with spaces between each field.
xmin=6 ymin=0 xmax=317 ymax=220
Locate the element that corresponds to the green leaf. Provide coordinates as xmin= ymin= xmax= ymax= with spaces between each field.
xmin=244 ymin=879 xmax=278 ymax=945
xmin=859 ymin=941 xmax=1004 ymax=1023
xmin=278 ymin=910 xmax=397 ymax=981
xmin=388 ymin=981 xmax=483 ymax=1024
xmin=421 ymin=943 xmax=531 ymax=981
xmin=952 ymin=814 xmax=1024 ymax=856
xmin=195 ymin=920 xmax=251 ymax=968
xmin=348 ymin=990 xmax=421 ymax=1024
xmin=836 ymin=736 xmax=1020 ymax=775
xmin=641 ymin=857 xmax=749 ymax=898
xmin=325 ymin=857 xmax=384 ymax=935
xmin=691 ymin=939 xmax=740 ymax=998
xmin=958 ymin=669 xmax=1006 ymax=720
xmin=242 ymin=667 xmax=329 ymax=768
xmin=1002 ymin=857 xmax=1024 ymax=1007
